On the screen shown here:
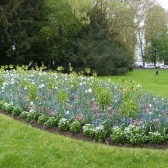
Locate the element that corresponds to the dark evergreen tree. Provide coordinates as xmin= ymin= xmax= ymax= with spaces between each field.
xmin=0 ymin=0 xmax=46 ymax=65
xmin=62 ymin=3 xmax=134 ymax=75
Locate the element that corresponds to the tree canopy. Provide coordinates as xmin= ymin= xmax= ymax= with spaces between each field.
xmin=1 ymin=0 xmax=168 ymax=74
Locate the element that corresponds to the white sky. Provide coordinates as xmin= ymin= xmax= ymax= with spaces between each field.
xmin=157 ymin=0 xmax=168 ymax=10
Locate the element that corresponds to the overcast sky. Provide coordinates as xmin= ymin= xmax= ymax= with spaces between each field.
xmin=157 ymin=0 xmax=168 ymax=10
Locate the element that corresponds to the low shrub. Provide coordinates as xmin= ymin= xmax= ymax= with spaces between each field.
xmin=20 ymin=111 xmax=29 ymax=119
xmin=83 ymin=124 xmax=95 ymax=138
xmin=2 ymin=102 xmax=14 ymax=114
xmin=124 ymin=125 xmax=148 ymax=144
xmin=12 ymin=107 xmax=22 ymax=116
xmin=95 ymin=125 xmax=107 ymax=142
xmin=38 ymin=114 xmax=48 ymax=124
xmin=70 ymin=120 xmax=81 ymax=134
xmin=27 ymin=110 xmax=40 ymax=122
xmin=148 ymin=131 xmax=164 ymax=144
xmin=44 ymin=117 xmax=58 ymax=128
xmin=111 ymin=126 xmax=126 ymax=144
xmin=58 ymin=118 xmax=70 ymax=131
xmin=0 ymin=100 xmax=4 ymax=109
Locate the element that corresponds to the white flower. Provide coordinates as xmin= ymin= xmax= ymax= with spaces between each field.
xmin=11 ymin=78 xmax=14 ymax=82
xmin=95 ymin=125 xmax=104 ymax=131
xmin=88 ymin=88 xmax=92 ymax=93
xmin=39 ymin=84 xmax=45 ymax=88
xmin=65 ymin=111 xmax=69 ymax=115
xmin=2 ymin=82 xmax=7 ymax=86
xmin=24 ymin=86 xmax=27 ymax=90
xmin=41 ymin=84 xmax=45 ymax=88
xmin=137 ymin=84 xmax=142 ymax=88
xmin=80 ymin=82 xmax=83 ymax=86
xmin=85 ymin=90 xmax=88 ymax=93
xmin=30 ymin=101 xmax=34 ymax=105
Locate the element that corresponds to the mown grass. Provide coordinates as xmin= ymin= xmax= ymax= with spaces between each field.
xmin=99 ymin=69 xmax=168 ymax=98
xmin=0 ymin=114 xmax=168 ymax=168
xmin=1 ymin=69 xmax=168 ymax=168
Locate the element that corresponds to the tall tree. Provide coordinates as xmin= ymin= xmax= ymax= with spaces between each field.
xmin=64 ymin=0 xmax=134 ymax=75
xmin=144 ymin=4 xmax=168 ymax=66
xmin=39 ymin=0 xmax=82 ymax=68
xmin=0 ymin=0 xmax=46 ymax=65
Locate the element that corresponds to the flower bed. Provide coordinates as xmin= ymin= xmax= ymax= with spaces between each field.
xmin=0 ymin=67 xmax=168 ymax=144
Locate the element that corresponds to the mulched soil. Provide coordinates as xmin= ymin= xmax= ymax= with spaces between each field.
xmin=1 ymin=110 xmax=168 ymax=149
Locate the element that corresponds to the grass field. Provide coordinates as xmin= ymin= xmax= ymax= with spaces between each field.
xmin=0 ymin=69 xmax=168 ymax=168
xmin=99 ymin=69 xmax=168 ymax=98
xmin=0 ymin=114 xmax=168 ymax=168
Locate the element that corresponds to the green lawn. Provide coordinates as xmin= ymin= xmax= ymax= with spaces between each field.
xmin=99 ymin=69 xmax=168 ymax=98
xmin=1 ymin=69 xmax=168 ymax=168
xmin=0 ymin=114 xmax=168 ymax=168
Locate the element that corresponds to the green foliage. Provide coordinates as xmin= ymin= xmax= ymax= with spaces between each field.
xmin=56 ymin=90 xmax=68 ymax=104
xmin=70 ymin=120 xmax=81 ymax=134
xmin=124 ymin=125 xmax=148 ymax=144
xmin=0 ymin=77 xmax=4 ymax=85
xmin=20 ymin=111 xmax=29 ymax=119
xmin=94 ymin=126 xmax=107 ymax=142
xmin=111 ymin=126 xmax=126 ymax=144
xmin=12 ymin=107 xmax=22 ymax=116
xmin=63 ymin=0 xmax=134 ymax=75
xmin=58 ymin=118 xmax=70 ymax=131
xmin=0 ymin=100 xmax=4 ymax=109
xmin=2 ymin=103 xmax=14 ymax=114
xmin=144 ymin=4 xmax=168 ymax=65
xmin=57 ymin=66 xmax=64 ymax=73
xmin=120 ymin=100 xmax=139 ymax=118
xmin=40 ymin=0 xmax=81 ymax=66
xmin=44 ymin=117 xmax=58 ymax=128
xmin=0 ymin=0 xmax=47 ymax=64
xmin=28 ymin=84 xmax=38 ymax=101
xmin=27 ymin=111 xmax=40 ymax=122
xmin=119 ymin=82 xmax=142 ymax=118
xmin=38 ymin=114 xmax=48 ymax=124
xmin=94 ymin=86 xmax=112 ymax=109
xmin=148 ymin=131 xmax=164 ymax=144
xmin=83 ymin=124 xmax=95 ymax=138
